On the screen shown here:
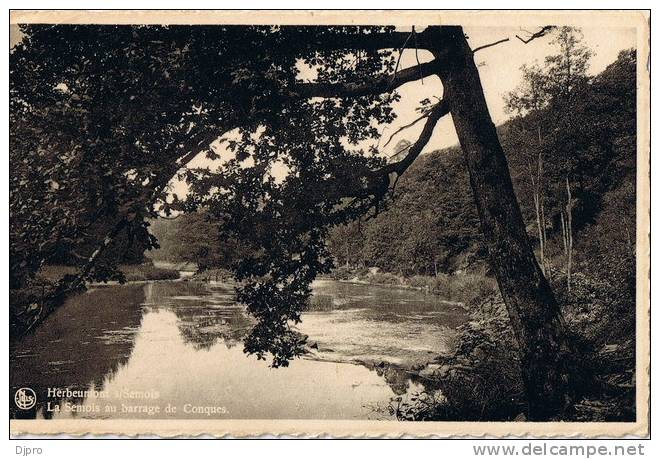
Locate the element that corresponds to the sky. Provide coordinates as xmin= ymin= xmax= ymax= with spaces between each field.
xmin=389 ymin=25 xmax=637 ymax=153
xmin=10 ymin=24 xmax=637 ymax=195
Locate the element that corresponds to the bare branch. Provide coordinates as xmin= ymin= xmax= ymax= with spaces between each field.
xmin=470 ymin=26 xmax=552 ymax=56
xmin=382 ymin=104 xmax=439 ymax=148
xmin=390 ymin=30 xmax=414 ymax=87
xmin=332 ymin=100 xmax=449 ymax=219
xmin=473 ymin=37 xmax=510 ymax=53
xmin=515 ymin=26 xmax=556 ymax=44
xmin=387 ymin=142 xmax=411 ymax=159
xmin=373 ymin=99 xmax=450 ymax=177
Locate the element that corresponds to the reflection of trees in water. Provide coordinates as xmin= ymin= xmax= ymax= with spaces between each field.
xmin=362 ymin=363 xmax=449 ymax=420
xmin=359 ymin=361 xmax=443 ymax=397
xmin=10 ymin=284 xmax=145 ymax=419
xmin=374 ymin=365 xmax=411 ymax=395
xmin=146 ymin=282 xmax=254 ymax=351
xmin=174 ymin=306 xmax=253 ymax=350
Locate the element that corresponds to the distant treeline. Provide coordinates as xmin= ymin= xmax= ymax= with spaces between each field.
xmin=148 ymin=212 xmax=251 ymax=272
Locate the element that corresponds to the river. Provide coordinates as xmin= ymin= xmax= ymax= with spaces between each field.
xmin=10 ymin=279 xmax=467 ymax=420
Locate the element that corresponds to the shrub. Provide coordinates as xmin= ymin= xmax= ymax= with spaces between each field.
xmin=120 ymin=264 xmax=180 ymax=281
xmin=365 ymin=271 xmax=402 ymax=285
xmin=407 ymin=275 xmax=428 ymax=288
xmin=388 ymin=267 xmax=637 ymax=422
xmin=424 ymin=273 xmax=498 ymax=305
xmin=408 ymin=275 xmax=435 ymax=290
xmin=329 ymin=265 xmax=356 ymax=280
xmin=449 ymin=274 xmax=498 ymax=307
xmin=387 ymin=302 xmax=526 ymax=421
xmin=429 ymin=273 xmax=452 ymax=298
xmin=190 ymin=268 xmax=233 ymax=282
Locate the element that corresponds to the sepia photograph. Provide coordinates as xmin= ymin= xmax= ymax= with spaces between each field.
xmin=7 ymin=9 xmax=650 ymax=438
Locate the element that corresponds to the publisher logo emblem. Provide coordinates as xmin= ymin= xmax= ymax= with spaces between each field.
xmin=14 ymin=388 xmax=36 ymax=410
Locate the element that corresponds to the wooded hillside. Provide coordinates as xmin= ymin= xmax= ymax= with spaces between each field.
xmin=327 ymin=48 xmax=636 ymax=290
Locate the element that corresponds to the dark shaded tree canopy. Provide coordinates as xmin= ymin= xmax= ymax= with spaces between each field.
xmin=11 ymin=24 xmax=442 ymax=365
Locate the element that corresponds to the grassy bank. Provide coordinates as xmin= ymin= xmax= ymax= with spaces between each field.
xmin=37 ymin=263 xmax=180 ymax=283
xmin=188 ymin=268 xmax=234 ymax=283
xmin=329 ymin=263 xmax=634 ymax=422
xmin=330 ymin=266 xmax=498 ymax=307
xmin=118 ymin=263 xmax=180 ymax=282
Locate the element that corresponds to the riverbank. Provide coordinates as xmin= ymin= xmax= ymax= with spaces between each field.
xmin=186 ymin=268 xmax=234 ymax=283
xmin=184 ymin=266 xmax=637 ymax=421
xmin=181 ymin=265 xmax=496 ymax=311
xmin=38 ymin=263 xmax=180 ymax=283
xmin=10 ymin=263 xmax=181 ymax=339
xmin=381 ymin=268 xmax=636 ymax=422
xmin=328 ymin=266 xmax=498 ymax=308
xmin=11 ymin=277 xmax=471 ymax=421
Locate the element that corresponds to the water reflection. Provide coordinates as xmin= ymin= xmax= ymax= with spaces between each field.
xmin=144 ymin=282 xmax=253 ymax=350
xmin=304 ymin=280 xmax=466 ymax=367
xmin=10 ymin=279 xmax=467 ymax=420
xmin=10 ymin=284 xmax=145 ymax=419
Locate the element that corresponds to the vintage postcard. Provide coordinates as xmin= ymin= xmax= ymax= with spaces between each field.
xmin=8 ymin=10 xmax=650 ymax=438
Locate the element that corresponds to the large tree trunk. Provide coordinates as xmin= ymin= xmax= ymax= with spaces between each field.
xmin=431 ymin=27 xmax=569 ymax=420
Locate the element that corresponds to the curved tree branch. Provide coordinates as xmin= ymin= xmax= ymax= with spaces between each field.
xmin=53 ymin=127 xmax=229 ymax=296
xmin=292 ymin=60 xmax=438 ymax=99
xmin=314 ymin=100 xmax=449 ymax=220
xmin=382 ymin=104 xmax=438 ymax=148
xmin=372 ymin=99 xmax=450 ymax=177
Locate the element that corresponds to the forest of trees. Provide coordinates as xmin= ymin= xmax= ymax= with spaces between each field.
xmin=148 ymin=211 xmax=251 ymax=272
xmin=327 ymin=45 xmax=636 ymax=292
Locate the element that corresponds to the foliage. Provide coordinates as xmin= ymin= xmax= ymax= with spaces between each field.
xmin=10 ymin=24 xmax=637 ymax=381
xmin=390 ymin=266 xmax=636 ymax=421
xmin=389 ymin=298 xmax=525 ymax=421
xmin=10 ymin=25 xmax=405 ymax=352
xmin=445 ymin=274 xmax=498 ymax=307
xmin=148 ymin=211 xmax=252 ymax=272
xmin=10 ymin=25 xmax=225 ymax=288
xmin=327 ymin=41 xmax=638 ymax=420
xmin=502 ymin=31 xmax=635 ymax=237
xmin=189 ymin=268 xmax=234 ymax=283
xmin=504 ymin=27 xmax=593 ymax=115
xmin=328 ymin=265 xmax=497 ymax=307
xmin=363 ymin=271 xmax=402 ymax=285
xmin=118 ymin=264 xmax=180 ymax=282
xmin=327 ymin=44 xmax=637 ymax=292
xmin=328 ymin=147 xmax=484 ymax=275
xmin=45 ymin=216 xmax=150 ymax=267
xmin=329 ymin=265 xmax=369 ymax=281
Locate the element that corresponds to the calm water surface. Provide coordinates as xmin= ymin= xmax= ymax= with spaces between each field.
xmin=10 ymin=279 xmax=467 ymax=420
